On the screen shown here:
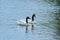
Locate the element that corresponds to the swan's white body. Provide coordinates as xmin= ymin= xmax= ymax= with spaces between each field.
xmin=17 ymin=19 xmax=36 ymax=26
xmin=17 ymin=19 xmax=31 ymax=26
xmin=30 ymin=21 xmax=36 ymax=24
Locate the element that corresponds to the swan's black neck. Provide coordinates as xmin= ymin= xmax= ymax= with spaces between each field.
xmin=32 ymin=14 xmax=35 ymax=21
xmin=26 ymin=17 xmax=30 ymax=23
xmin=26 ymin=18 xmax=28 ymax=23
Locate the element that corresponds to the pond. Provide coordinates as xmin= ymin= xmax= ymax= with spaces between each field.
xmin=0 ymin=0 xmax=60 ymax=40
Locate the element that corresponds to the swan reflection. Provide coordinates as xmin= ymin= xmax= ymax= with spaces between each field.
xmin=31 ymin=24 xmax=35 ymax=33
xmin=25 ymin=25 xmax=29 ymax=33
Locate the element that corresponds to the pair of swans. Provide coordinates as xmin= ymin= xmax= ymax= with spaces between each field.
xmin=17 ymin=14 xmax=36 ymax=26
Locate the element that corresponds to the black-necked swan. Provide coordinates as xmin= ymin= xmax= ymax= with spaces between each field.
xmin=17 ymin=17 xmax=31 ymax=26
xmin=31 ymin=14 xmax=36 ymax=24
xmin=17 ymin=14 xmax=36 ymax=25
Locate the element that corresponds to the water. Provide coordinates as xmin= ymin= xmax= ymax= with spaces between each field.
xmin=0 ymin=0 xmax=60 ymax=40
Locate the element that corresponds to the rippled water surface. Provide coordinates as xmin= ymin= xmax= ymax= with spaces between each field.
xmin=0 ymin=0 xmax=60 ymax=40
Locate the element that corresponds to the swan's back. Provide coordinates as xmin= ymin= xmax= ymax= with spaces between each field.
xmin=17 ymin=19 xmax=31 ymax=26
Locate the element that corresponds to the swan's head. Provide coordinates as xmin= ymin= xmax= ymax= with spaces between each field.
xmin=32 ymin=14 xmax=36 ymax=21
xmin=33 ymin=14 xmax=36 ymax=17
xmin=26 ymin=17 xmax=30 ymax=23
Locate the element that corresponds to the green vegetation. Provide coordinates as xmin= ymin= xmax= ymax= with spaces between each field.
xmin=44 ymin=0 xmax=60 ymax=6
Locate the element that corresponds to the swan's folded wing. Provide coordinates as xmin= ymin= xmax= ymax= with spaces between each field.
xmin=17 ymin=19 xmax=26 ymax=24
xmin=20 ymin=19 xmax=26 ymax=23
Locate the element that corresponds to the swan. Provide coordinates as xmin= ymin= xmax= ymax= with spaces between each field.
xmin=17 ymin=14 xmax=36 ymax=26
xmin=17 ymin=17 xmax=31 ymax=26
xmin=30 ymin=14 xmax=36 ymax=24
